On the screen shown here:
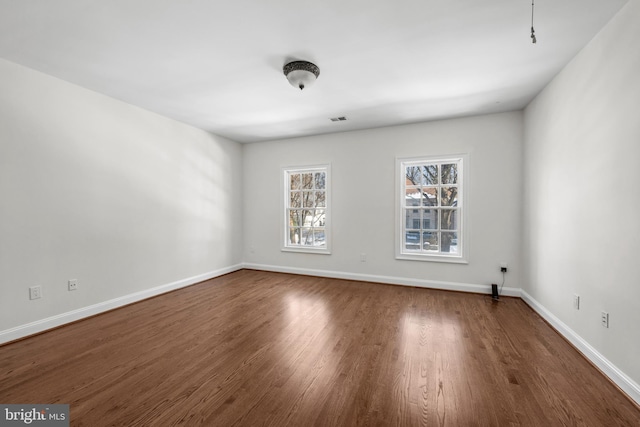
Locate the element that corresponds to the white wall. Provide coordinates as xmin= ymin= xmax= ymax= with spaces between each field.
xmin=243 ymin=112 xmax=523 ymax=292
xmin=0 ymin=59 xmax=243 ymax=338
xmin=2 ymin=0 xmax=637 ymax=403
xmin=523 ymin=0 xmax=640 ymax=391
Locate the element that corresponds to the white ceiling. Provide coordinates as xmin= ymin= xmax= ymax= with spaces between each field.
xmin=0 ymin=0 xmax=629 ymax=143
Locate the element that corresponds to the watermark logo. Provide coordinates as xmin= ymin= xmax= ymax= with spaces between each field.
xmin=0 ymin=405 xmax=69 ymax=426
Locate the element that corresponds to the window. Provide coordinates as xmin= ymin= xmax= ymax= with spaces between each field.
xmin=283 ymin=165 xmax=330 ymax=254
xmin=397 ymin=155 xmax=467 ymax=263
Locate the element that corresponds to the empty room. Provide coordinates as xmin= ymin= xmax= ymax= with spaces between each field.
xmin=1 ymin=0 xmax=639 ymax=425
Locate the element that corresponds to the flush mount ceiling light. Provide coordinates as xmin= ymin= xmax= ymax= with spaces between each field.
xmin=283 ymin=60 xmax=320 ymax=90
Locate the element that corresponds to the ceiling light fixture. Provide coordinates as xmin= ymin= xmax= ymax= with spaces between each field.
xmin=283 ymin=60 xmax=320 ymax=90
xmin=530 ymin=0 xmax=537 ymax=44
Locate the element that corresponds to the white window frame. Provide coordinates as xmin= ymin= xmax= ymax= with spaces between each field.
xmin=396 ymin=155 xmax=468 ymax=263
xmin=282 ymin=164 xmax=331 ymax=254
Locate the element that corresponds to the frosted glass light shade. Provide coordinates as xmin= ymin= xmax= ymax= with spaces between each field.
xmin=283 ymin=61 xmax=320 ymax=90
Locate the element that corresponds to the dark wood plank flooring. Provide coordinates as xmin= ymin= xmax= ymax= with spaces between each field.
xmin=1 ymin=270 xmax=639 ymax=426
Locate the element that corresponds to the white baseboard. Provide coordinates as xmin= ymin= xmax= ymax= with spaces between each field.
xmin=521 ymin=290 xmax=640 ymax=406
xmin=242 ymin=262 xmax=521 ymax=297
xmin=0 ymin=264 xmax=243 ymax=345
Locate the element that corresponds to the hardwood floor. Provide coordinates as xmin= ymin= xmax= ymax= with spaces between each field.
xmin=1 ymin=270 xmax=638 ymax=426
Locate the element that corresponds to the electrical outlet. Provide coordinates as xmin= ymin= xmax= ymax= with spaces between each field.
xmin=68 ymin=279 xmax=78 ymax=291
xmin=500 ymin=262 xmax=508 ymax=273
xmin=360 ymin=253 xmax=367 ymax=262
xmin=573 ymin=294 xmax=580 ymax=310
xmin=29 ymin=286 xmax=42 ymax=300
xmin=601 ymin=311 xmax=609 ymax=328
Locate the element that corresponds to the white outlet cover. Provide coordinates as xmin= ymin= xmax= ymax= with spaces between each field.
xmin=601 ymin=311 xmax=609 ymax=328
xmin=29 ymin=286 xmax=42 ymax=300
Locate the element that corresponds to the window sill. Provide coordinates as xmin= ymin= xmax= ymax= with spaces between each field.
xmin=282 ymin=247 xmax=331 ymax=255
xmin=396 ymin=253 xmax=468 ymax=264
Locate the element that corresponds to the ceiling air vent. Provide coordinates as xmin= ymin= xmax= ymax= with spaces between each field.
xmin=330 ymin=116 xmax=347 ymax=122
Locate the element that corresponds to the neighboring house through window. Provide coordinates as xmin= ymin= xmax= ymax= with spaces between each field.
xmin=283 ymin=165 xmax=330 ymax=254
xmin=397 ymin=155 xmax=467 ymax=263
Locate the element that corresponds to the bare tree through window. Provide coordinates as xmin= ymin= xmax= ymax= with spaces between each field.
xmin=400 ymin=158 xmax=463 ymax=259
xmin=284 ymin=166 xmax=329 ymax=252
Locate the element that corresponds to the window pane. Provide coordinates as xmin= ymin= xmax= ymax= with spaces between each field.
xmin=315 ymin=191 xmax=326 ymax=207
xmin=406 ymin=166 xmax=423 ymax=185
xmin=290 ymin=173 xmax=301 ymax=190
xmin=314 ymin=172 xmax=326 ymax=189
xmin=422 ymin=188 xmax=438 ymax=206
xmin=441 ymin=232 xmax=458 ymax=254
xmin=405 ymin=209 xmax=420 ymax=229
xmin=312 ymin=230 xmax=326 ymax=246
xmin=303 ymin=191 xmax=314 ymax=208
xmin=300 ymin=228 xmax=313 ymax=245
xmin=441 ymin=187 xmax=458 ymax=206
xmin=405 ymin=231 xmax=420 ymax=250
xmin=441 ymin=164 xmax=458 ymax=184
xmin=290 ymin=191 xmax=301 ymax=208
xmin=289 ymin=210 xmax=302 ymax=227
xmin=289 ymin=228 xmax=301 ymax=245
xmin=422 ymin=231 xmax=438 ymax=251
xmin=302 ymin=173 xmax=313 ymax=189
xmin=405 ymin=187 xmax=421 ymax=206
xmin=423 ymin=209 xmax=438 ymax=230
xmin=441 ymin=209 xmax=458 ymax=230
xmin=422 ymin=165 xmax=438 ymax=185
xmin=301 ymin=210 xmax=314 ymax=227
xmin=312 ymin=210 xmax=326 ymax=227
